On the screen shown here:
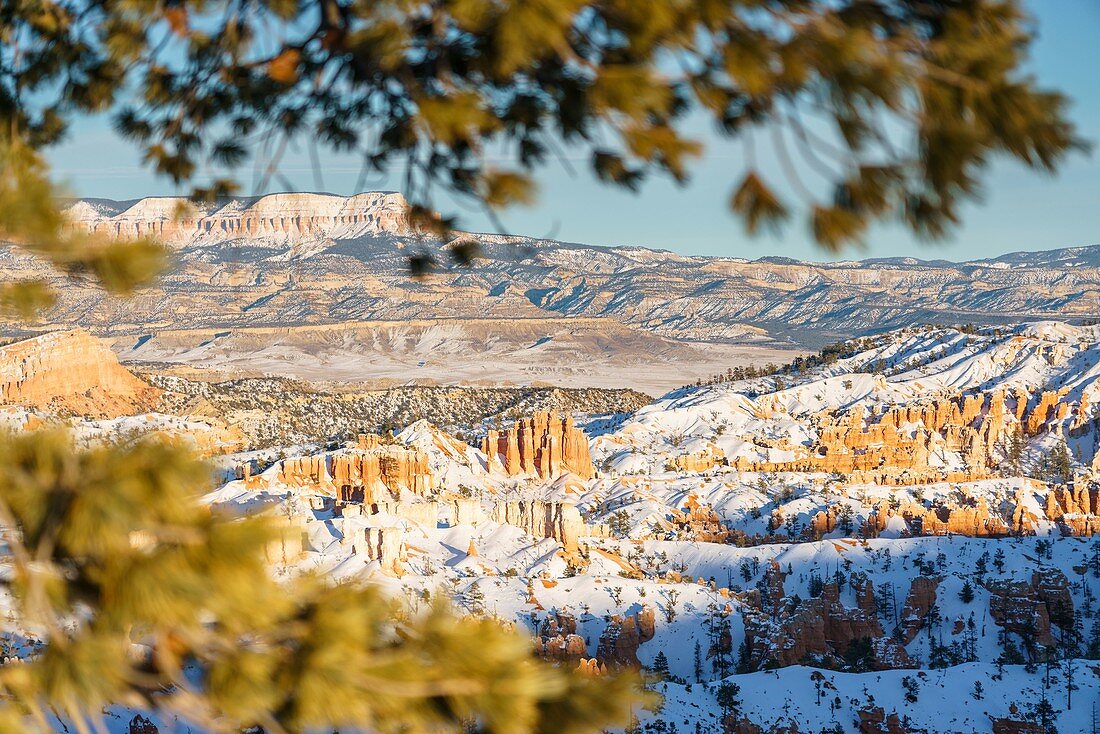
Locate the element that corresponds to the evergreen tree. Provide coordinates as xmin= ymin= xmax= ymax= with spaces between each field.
xmin=965 ymin=614 xmax=979 ymax=662
xmin=837 ymin=504 xmax=856 ymax=536
xmin=843 ymin=637 xmax=873 ymax=672
xmin=609 ymin=510 xmax=632 ymax=538
xmin=716 ymin=682 xmax=742 ymax=718
xmin=998 ymin=631 xmax=1027 ymax=666
xmin=901 ymin=676 xmax=920 ymax=704
xmin=651 ymin=651 xmax=670 ymax=681
xmin=1030 ymin=692 xmax=1060 ymax=734
xmin=1045 ymin=440 xmax=1074 ymax=485
xmin=693 ymin=640 xmax=704 ymax=683
xmin=1004 ymin=425 xmax=1028 ymax=476
xmin=1064 ymin=656 xmax=1078 ymax=711
xmin=959 ymin=580 xmax=975 ymax=604
xmin=1087 ymin=618 xmax=1100 ymax=660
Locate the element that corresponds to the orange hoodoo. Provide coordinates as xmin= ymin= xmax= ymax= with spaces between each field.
xmin=481 ymin=410 xmax=595 ymax=479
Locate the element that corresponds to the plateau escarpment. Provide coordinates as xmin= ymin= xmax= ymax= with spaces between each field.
xmin=64 ymin=192 xmax=417 ymax=243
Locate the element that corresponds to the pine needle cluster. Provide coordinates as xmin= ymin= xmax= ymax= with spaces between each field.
xmin=1 ymin=0 xmax=1087 ymax=257
xmin=0 ymin=430 xmax=641 ymax=732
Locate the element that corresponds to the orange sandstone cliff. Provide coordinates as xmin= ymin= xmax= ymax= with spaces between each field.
xmin=0 ymin=329 xmax=160 ymax=418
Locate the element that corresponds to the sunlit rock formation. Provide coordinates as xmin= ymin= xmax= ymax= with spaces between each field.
xmin=481 ymin=410 xmax=595 ymax=480
xmin=0 ymin=329 xmax=160 ymax=417
xmin=490 ymin=500 xmax=593 ymax=553
xmin=595 ymin=605 xmax=655 ymax=670
xmin=534 ymin=610 xmax=588 ymax=667
xmin=276 ymin=435 xmax=436 ymax=501
xmin=1043 ymin=484 xmax=1100 ymax=535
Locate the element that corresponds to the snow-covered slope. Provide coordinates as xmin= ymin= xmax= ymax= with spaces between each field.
xmin=161 ymin=321 xmax=1100 ymax=733
xmin=596 ymin=322 xmax=1100 ymax=475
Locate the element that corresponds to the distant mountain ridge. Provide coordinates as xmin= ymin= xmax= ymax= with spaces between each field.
xmin=46 ymin=193 xmax=1100 ymax=345
xmin=1 ymin=191 xmax=1097 ymax=392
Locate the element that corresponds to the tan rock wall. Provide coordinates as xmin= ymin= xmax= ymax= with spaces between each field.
xmin=731 ymin=386 xmax=1095 ymax=488
xmin=1044 ymin=485 xmax=1100 ymax=536
xmin=277 ymin=443 xmax=435 ymax=501
xmin=899 ymin=576 xmax=939 ymax=644
xmin=595 ymin=606 xmax=655 ymax=670
xmin=490 ymin=500 xmax=597 ymax=552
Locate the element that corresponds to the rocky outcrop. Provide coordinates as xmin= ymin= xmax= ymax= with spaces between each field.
xmin=985 ymin=568 xmax=1073 ymax=650
xmin=668 ymin=494 xmax=733 ymax=542
xmin=727 ymin=387 xmax=1089 ymax=488
xmin=741 ymin=574 xmax=911 ymax=671
xmin=264 ymin=521 xmax=308 ymax=565
xmin=331 ymin=495 xmax=605 ymax=552
xmin=1044 ymin=483 xmax=1100 ymax=536
xmin=449 ymin=498 xmax=483 ymax=527
xmin=534 ymin=611 xmax=588 ymax=666
xmin=722 ymin=718 xmax=802 ymax=734
xmin=810 ymin=507 xmax=837 ymax=536
xmin=0 ymin=329 xmax=159 ymax=417
xmin=857 ymin=707 xmax=908 ymax=734
xmin=723 ymin=717 xmax=763 ymax=734
xmin=899 ymin=576 xmax=939 ymax=644
xmin=276 ymin=440 xmax=435 ymax=501
xmin=919 ymin=498 xmax=1009 ymax=536
xmin=1031 ymin=567 xmax=1075 ymax=628
xmin=1011 ymin=490 xmax=1041 ymax=534
xmin=482 ymin=410 xmax=595 ymax=480
xmin=339 ymin=523 xmax=406 ymax=575
xmin=669 ymin=449 xmax=725 ymax=473
xmin=1025 ymin=389 xmax=1065 ymax=436
xmin=991 ymin=719 xmax=1045 ymax=734
xmin=594 ymin=606 xmax=655 ymax=670
xmin=128 ymin=716 xmax=159 ymax=734
xmin=490 ymin=500 xmax=597 ymax=552
xmin=986 ymin=578 xmax=1054 ymax=647
xmin=730 ymin=392 xmax=999 ymax=485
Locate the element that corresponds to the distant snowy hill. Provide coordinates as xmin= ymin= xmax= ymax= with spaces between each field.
xmin=970 ymin=245 xmax=1100 ymax=268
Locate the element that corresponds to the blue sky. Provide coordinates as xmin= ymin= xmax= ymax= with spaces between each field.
xmin=47 ymin=0 xmax=1100 ymax=263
